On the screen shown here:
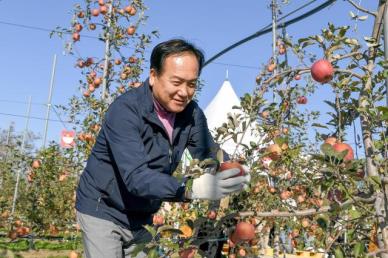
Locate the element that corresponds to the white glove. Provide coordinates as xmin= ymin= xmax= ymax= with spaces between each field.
xmin=241 ymin=165 xmax=251 ymax=190
xmin=190 ymin=168 xmax=249 ymax=200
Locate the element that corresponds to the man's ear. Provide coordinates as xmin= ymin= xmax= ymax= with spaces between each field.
xmin=149 ymin=68 xmax=156 ymax=87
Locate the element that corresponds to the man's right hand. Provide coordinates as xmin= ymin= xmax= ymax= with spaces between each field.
xmin=190 ymin=168 xmax=248 ymax=201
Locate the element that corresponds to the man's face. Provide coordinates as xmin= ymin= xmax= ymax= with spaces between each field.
xmin=149 ymin=52 xmax=199 ymax=113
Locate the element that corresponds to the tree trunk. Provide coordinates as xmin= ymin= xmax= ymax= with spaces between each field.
xmin=361 ymin=2 xmax=388 ymax=257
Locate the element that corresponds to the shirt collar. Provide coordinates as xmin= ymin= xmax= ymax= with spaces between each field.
xmin=152 ymin=96 xmax=173 ymax=117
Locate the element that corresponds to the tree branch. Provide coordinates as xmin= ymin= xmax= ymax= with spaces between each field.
xmin=335 ymin=68 xmax=364 ymax=80
xmin=346 ymin=0 xmax=377 ymax=17
xmin=238 ymin=195 xmax=376 ymax=218
xmin=257 ymin=67 xmax=310 ymax=97
xmin=331 ymin=51 xmax=362 ymax=62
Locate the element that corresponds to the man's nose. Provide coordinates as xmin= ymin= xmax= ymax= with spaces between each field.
xmin=177 ymin=85 xmax=189 ymax=97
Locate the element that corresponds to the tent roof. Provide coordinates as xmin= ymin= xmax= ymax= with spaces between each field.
xmin=204 ymin=74 xmax=259 ymax=156
xmin=204 ymin=78 xmax=240 ymax=131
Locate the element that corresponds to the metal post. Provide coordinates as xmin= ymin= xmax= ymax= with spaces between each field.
xmin=384 ymin=3 xmax=388 ymax=107
xmin=272 ymin=0 xmax=278 ymax=102
xmin=43 ymin=54 xmax=57 ymax=148
xmin=101 ymin=2 xmax=113 ymax=103
xmin=272 ymin=0 xmax=277 ymax=61
xmin=3 ymin=123 xmax=12 ymax=162
xmin=6 ymin=124 xmax=12 ymax=146
xmin=11 ymin=96 xmax=32 ymax=217
xmin=4 ymin=124 xmax=12 ymax=160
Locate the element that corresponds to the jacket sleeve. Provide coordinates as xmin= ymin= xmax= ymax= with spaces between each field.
xmin=102 ymin=97 xmax=186 ymax=202
xmin=186 ymin=105 xmax=230 ymax=162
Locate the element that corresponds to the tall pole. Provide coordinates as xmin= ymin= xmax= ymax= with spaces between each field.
xmin=43 ymin=54 xmax=57 ymax=148
xmin=11 ymin=96 xmax=32 ymax=217
xmin=272 ymin=0 xmax=278 ymax=103
xmin=101 ymin=2 xmax=113 ymax=104
xmin=6 ymin=124 xmax=12 ymax=146
xmin=384 ymin=3 xmax=388 ymax=107
xmin=4 ymin=123 xmax=12 ymax=160
xmin=272 ymin=0 xmax=277 ymax=61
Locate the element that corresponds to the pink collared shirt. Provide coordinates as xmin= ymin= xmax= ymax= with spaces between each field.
xmin=153 ymin=98 xmax=176 ymax=144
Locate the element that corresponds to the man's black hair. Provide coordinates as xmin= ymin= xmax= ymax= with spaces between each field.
xmin=150 ymin=38 xmax=205 ymax=76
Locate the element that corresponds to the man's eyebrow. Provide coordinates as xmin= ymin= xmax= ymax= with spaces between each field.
xmin=170 ymin=75 xmax=198 ymax=82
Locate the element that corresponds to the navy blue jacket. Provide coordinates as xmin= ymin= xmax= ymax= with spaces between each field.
xmin=76 ymin=79 xmax=220 ymax=229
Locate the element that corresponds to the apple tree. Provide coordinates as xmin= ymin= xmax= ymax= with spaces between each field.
xmin=140 ymin=2 xmax=388 ymax=258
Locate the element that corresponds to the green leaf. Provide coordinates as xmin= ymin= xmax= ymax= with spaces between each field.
xmin=216 ymin=127 xmax=227 ymax=134
xmin=334 ymin=149 xmax=349 ymax=161
xmin=334 ymin=247 xmax=345 ymax=258
xmin=320 ymin=143 xmax=334 ymax=156
xmin=186 ymin=219 xmax=194 ymax=229
xmin=349 ymin=209 xmax=361 ymax=219
xmin=298 ymin=37 xmax=311 ymax=44
xmin=216 ymin=149 xmax=224 ymax=163
xmin=143 ymin=225 xmax=157 ymax=237
xmin=315 ymin=35 xmax=324 ymax=43
xmin=353 ymin=242 xmax=364 ymax=257
xmin=338 ymin=26 xmax=349 ymax=37
xmin=316 ymin=214 xmax=329 ymax=230
xmin=329 ymin=23 xmax=335 ymax=32
xmin=312 ymin=123 xmax=329 ymax=129
xmin=148 ymin=248 xmax=159 ymax=258
xmin=377 ymin=106 xmax=388 ymax=121
xmin=157 ymin=225 xmax=183 ymax=236
xmin=369 ymin=176 xmax=382 ymax=185
xmin=130 ymin=243 xmax=146 ymax=257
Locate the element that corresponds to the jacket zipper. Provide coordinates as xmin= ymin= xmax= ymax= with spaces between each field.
xmin=168 ymin=147 xmax=173 ymax=164
xmin=96 ymin=196 xmax=101 ymax=211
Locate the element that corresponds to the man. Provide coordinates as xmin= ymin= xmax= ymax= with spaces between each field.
xmin=75 ymin=38 xmax=250 ymax=258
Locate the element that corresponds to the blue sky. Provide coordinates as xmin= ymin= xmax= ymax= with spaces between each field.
xmin=0 ymin=1 xmax=378 ymax=152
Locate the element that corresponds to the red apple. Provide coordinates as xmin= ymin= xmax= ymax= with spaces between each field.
xmin=207 ymin=210 xmax=217 ymax=220
xmin=267 ymin=63 xmax=276 ymax=73
xmin=266 ymin=144 xmax=282 ymax=160
xmin=333 ymin=142 xmax=354 ymax=161
xmin=77 ymin=11 xmax=85 ymax=18
xmin=219 ymin=162 xmax=245 ymax=177
xmin=230 ymin=222 xmax=255 ymax=243
xmin=280 ymin=190 xmax=292 ymax=200
xmin=152 ymin=214 xmax=164 ymax=226
xmin=77 ymin=59 xmax=85 ymax=68
xmin=278 ymin=45 xmax=286 ymax=55
xmin=32 ymin=160 xmax=41 ymax=169
xmin=100 ymin=5 xmax=108 ymax=14
xmin=91 ymin=8 xmax=100 ymax=16
xmin=126 ymin=26 xmax=136 ymax=35
xmin=324 ymin=137 xmax=337 ymax=146
xmin=72 ymin=32 xmax=80 ymax=42
xmin=74 ymin=23 xmax=83 ymax=32
xmin=310 ymin=59 xmax=334 ymax=83
xmin=179 ymin=247 xmax=196 ymax=258
xmin=296 ymin=96 xmax=308 ymax=104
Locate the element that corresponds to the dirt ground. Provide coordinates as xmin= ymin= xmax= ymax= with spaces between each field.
xmin=0 ymin=249 xmax=81 ymax=258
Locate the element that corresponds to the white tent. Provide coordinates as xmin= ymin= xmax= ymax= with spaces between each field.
xmin=181 ymin=71 xmax=263 ymax=171
xmin=203 ymin=72 xmax=262 ymax=158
